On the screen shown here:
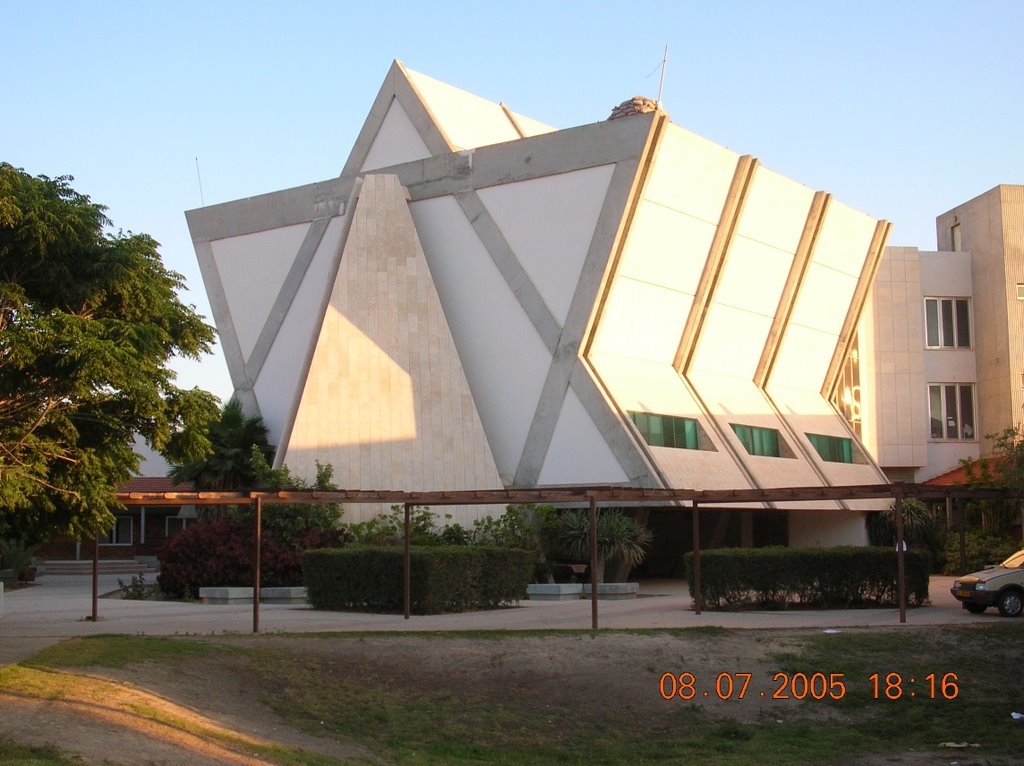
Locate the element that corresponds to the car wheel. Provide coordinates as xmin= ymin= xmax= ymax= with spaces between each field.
xmin=964 ymin=602 xmax=987 ymax=614
xmin=996 ymin=589 xmax=1024 ymax=617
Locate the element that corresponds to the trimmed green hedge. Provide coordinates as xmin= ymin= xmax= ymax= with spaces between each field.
xmin=302 ymin=545 xmax=533 ymax=614
xmin=684 ymin=546 xmax=930 ymax=610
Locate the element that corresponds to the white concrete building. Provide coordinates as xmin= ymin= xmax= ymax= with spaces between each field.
xmin=186 ymin=61 xmax=893 ymax=550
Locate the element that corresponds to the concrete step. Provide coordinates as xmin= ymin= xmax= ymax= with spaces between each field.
xmin=40 ymin=560 xmax=159 ymax=577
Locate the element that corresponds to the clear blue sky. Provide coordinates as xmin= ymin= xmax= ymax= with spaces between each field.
xmin=4 ymin=1 xmax=1022 ymax=402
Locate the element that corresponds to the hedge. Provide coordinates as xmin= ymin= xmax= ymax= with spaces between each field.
xmin=684 ymin=546 xmax=930 ymax=609
xmin=302 ymin=545 xmax=533 ymax=614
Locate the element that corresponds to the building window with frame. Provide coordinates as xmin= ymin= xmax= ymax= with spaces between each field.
xmin=731 ymin=424 xmax=782 ymax=457
xmin=629 ymin=411 xmax=703 ymax=450
xmin=928 ymin=383 xmax=975 ymax=440
xmin=924 ymin=297 xmax=971 ymax=349
xmin=101 ymin=516 xmax=133 ymax=546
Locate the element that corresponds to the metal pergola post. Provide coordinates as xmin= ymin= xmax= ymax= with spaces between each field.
xmin=404 ymin=502 xmax=412 ymax=620
xmin=91 ymin=533 xmax=99 ymax=622
xmin=894 ymin=492 xmax=906 ymax=624
xmin=253 ymin=496 xmax=262 ymax=634
xmin=691 ymin=501 xmax=701 ymax=615
xmin=589 ymin=494 xmax=599 ymax=630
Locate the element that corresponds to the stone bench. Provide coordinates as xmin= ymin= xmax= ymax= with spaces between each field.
xmin=198 ymin=586 xmax=307 ymax=605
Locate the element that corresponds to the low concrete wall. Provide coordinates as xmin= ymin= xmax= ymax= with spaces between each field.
xmin=527 ymin=583 xmax=584 ymax=601
xmin=582 ymin=582 xmax=639 ymax=600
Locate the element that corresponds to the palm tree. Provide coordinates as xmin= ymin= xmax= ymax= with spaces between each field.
xmin=169 ymin=399 xmax=273 ymax=491
xmin=558 ymin=508 xmax=652 ymax=583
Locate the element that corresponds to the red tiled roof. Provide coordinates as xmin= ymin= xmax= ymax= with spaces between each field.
xmin=924 ymin=457 xmax=1008 ymax=486
xmin=924 ymin=465 xmax=971 ymax=486
xmin=117 ymin=476 xmax=193 ymax=492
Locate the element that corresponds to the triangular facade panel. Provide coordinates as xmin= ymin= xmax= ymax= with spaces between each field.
xmin=360 ymin=98 xmax=432 ymax=172
xmin=282 ymin=175 xmax=502 ymax=504
xmin=209 ymin=222 xmax=310 ymax=361
xmin=477 ymin=164 xmax=615 ymax=326
xmin=537 ymin=387 xmax=629 ymax=485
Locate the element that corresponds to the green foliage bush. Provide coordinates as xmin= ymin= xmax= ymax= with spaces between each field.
xmin=684 ymin=547 xmax=930 ymax=609
xmin=942 ymin=530 xmax=1020 ymax=575
xmin=302 ymin=545 xmax=533 ymax=614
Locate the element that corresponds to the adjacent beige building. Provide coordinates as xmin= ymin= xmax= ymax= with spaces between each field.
xmin=856 ymin=186 xmax=1024 ymax=484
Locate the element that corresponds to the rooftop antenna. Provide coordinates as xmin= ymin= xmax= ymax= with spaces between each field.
xmin=656 ymin=44 xmax=669 ymax=109
xmin=195 ymin=156 xmax=205 ymax=207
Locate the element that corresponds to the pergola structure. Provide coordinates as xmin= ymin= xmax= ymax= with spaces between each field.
xmin=107 ymin=482 xmax=1010 ymax=632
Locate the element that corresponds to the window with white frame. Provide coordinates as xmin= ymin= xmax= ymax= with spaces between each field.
xmin=928 ymin=383 xmax=976 ymax=440
xmin=924 ymin=297 xmax=971 ymax=349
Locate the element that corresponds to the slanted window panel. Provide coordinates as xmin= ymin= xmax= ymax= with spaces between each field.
xmin=928 ymin=383 xmax=976 ymax=440
xmin=924 ymin=297 xmax=971 ymax=349
xmin=806 ymin=433 xmax=854 ymax=464
xmin=731 ymin=424 xmax=781 ymax=457
xmin=629 ymin=411 xmax=700 ymax=450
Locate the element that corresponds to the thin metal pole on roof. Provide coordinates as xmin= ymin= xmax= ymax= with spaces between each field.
xmin=195 ymin=157 xmax=205 ymax=206
xmin=895 ymin=492 xmax=906 ymax=624
xmin=253 ymin=496 xmax=262 ymax=634
xmin=589 ymin=495 xmax=599 ymax=630
xmin=656 ymin=45 xmax=669 ymax=108
xmin=403 ymin=503 xmax=412 ymax=620
xmin=691 ymin=502 xmax=702 ymax=615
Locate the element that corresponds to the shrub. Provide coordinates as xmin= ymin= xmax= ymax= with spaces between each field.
xmin=302 ymin=545 xmax=533 ymax=614
xmin=684 ymin=546 xmax=930 ymax=610
xmin=942 ymin=530 xmax=1020 ymax=575
xmin=348 ymin=505 xmax=444 ymax=546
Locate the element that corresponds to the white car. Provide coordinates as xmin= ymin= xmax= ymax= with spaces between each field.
xmin=951 ymin=548 xmax=1024 ymax=617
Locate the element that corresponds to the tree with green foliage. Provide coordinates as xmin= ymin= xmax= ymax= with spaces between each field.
xmin=960 ymin=426 xmax=1024 ymax=532
xmin=0 ymin=163 xmax=219 ymax=543
xmin=169 ymin=398 xmax=273 ymax=491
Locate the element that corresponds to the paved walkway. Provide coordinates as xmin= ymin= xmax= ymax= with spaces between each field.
xmin=0 ymin=574 xmax=993 ymax=666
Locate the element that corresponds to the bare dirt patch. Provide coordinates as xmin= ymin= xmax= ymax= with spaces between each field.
xmin=1 ymin=629 xmax=1019 ymax=765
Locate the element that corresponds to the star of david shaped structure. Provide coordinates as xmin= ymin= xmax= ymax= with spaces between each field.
xmin=187 ymin=60 xmax=891 ymax=542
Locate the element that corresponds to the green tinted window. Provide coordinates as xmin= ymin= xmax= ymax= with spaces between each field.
xmin=629 ymin=412 xmax=700 ymax=450
xmin=806 ymin=433 xmax=854 ymax=463
xmin=731 ymin=424 xmax=781 ymax=457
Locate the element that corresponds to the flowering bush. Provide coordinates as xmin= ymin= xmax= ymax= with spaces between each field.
xmin=157 ymin=518 xmax=351 ymax=599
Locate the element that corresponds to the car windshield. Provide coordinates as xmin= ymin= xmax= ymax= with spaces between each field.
xmin=1001 ymin=549 xmax=1024 ymax=568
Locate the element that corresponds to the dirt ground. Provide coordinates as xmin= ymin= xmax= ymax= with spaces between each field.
xmin=0 ymin=630 xmax=1011 ymax=765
